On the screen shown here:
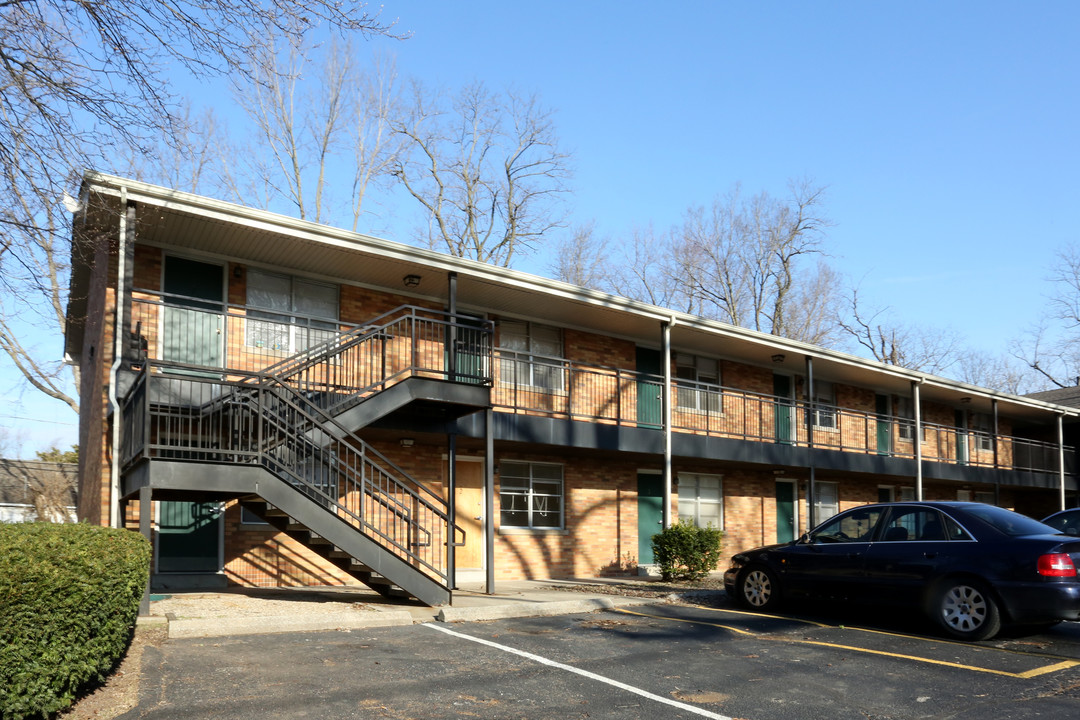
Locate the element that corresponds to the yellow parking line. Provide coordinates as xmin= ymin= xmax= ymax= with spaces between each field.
xmin=610 ymin=607 xmax=1080 ymax=679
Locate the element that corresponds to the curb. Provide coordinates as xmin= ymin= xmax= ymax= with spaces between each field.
xmin=166 ymin=610 xmax=415 ymax=639
xmin=436 ymin=596 xmax=651 ymax=623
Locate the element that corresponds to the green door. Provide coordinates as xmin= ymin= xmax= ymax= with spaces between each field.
xmin=875 ymin=394 xmax=891 ymax=455
xmin=637 ymin=473 xmax=664 ymax=564
xmin=773 ymin=374 xmax=793 ymax=444
xmin=163 ymin=256 xmax=224 ymax=369
xmin=776 ymin=481 xmax=796 ymax=543
xmin=159 ymin=257 xmax=225 ymax=574
xmin=157 ymin=500 xmax=221 ymax=572
xmin=636 ymin=348 xmax=663 ymax=429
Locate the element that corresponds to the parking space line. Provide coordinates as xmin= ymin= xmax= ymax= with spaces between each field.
xmin=424 ymin=623 xmax=736 ymax=720
xmin=612 ymin=607 xmax=1080 ymax=679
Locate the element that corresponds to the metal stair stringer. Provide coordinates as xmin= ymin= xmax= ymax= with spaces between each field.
xmin=249 ymin=469 xmax=451 ymax=606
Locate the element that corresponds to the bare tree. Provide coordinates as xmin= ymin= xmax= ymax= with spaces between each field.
xmin=606 ymin=224 xmax=685 ymax=309
xmin=391 ymin=82 xmax=571 ymax=267
xmin=548 ymin=222 xmax=611 ymax=289
xmin=0 ymin=1 xmax=399 ymax=419
xmin=838 ymin=287 xmax=961 ymax=373
xmin=1013 ymin=244 xmax=1080 ymax=388
xmin=662 ymin=180 xmax=838 ymax=341
xmin=956 ymin=351 xmax=1033 ymax=395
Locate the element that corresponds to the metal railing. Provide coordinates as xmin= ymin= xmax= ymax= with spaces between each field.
xmin=491 ymin=351 xmax=1072 ymax=475
xmin=121 ymin=361 xmax=461 ymax=584
xmin=124 ymin=290 xmax=1070 ymax=477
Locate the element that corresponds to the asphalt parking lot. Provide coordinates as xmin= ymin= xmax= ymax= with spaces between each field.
xmin=122 ymin=604 xmax=1080 ymax=720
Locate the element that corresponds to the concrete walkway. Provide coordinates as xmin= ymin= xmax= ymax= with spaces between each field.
xmin=147 ymin=577 xmax=723 ymax=638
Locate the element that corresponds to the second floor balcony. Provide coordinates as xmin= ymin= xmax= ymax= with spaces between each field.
xmin=126 ymin=292 xmax=1071 ymax=478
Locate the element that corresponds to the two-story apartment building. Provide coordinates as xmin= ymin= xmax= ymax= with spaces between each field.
xmin=64 ymin=172 xmax=1078 ymax=606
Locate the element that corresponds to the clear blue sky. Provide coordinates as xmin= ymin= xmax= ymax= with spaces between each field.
xmin=369 ymin=1 xmax=1076 ymax=346
xmin=4 ymin=1 xmax=1079 ymax=456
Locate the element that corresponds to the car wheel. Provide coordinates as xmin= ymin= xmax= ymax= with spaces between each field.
xmin=737 ymin=566 xmax=781 ymax=611
xmin=933 ymin=579 xmax=1001 ymax=641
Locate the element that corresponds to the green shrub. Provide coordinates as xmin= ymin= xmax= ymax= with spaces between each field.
xmin=651 ymin=520 xmax=723 ymax=581
xmin=0 ymin=523 xmax=151 ymax=719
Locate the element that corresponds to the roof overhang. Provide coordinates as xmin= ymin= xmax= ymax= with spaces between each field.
xmin=65 ymin=172 xmax=1078 ymax=426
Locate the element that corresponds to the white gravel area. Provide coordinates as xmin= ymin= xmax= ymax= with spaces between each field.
xmin=151 ymin=588 xmax=387 ymax=620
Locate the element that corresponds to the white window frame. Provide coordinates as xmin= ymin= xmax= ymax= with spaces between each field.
xmin=813 ymin=481 xmax=839 ymax=523
xmin=499 ymin=461 xmax=564 ymax=530
xmin=245 ymin=269 xmax=339 ymax=354
xmin=675 ymin=353 xmax=722 ymax=414
xmin=896 ymin=397 xmax=920 ymax=442
xmin=498 ymin=320 xmax=566 ymax=392
xmin=971 ymin=412 xmax=994 ymax=452
xmin=677 ymin=473 xmax=723 ymax=529
xmin=811 ymin=380 xmax=837 ymax=429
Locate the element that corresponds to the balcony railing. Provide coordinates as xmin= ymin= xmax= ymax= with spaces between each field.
xmin=491 ymin=350 xmax=1071 ymax=476
xmin=124 ymin=292 xmax=1071 ymax=477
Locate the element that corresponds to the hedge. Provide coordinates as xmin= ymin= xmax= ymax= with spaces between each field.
xmin=0 ymin=523 xmax=151 ymax=719
xmin=652 ymin=520 xmax=724 ymax=581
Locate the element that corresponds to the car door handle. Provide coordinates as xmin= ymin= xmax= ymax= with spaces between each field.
xmin=923 ymin=552 xmax=937 ymax=559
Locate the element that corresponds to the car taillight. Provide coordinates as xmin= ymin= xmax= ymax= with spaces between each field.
xmin=1037 ymin=553 xmax=1078 ymax=577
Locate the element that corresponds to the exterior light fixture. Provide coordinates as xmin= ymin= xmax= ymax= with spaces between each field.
xmin=771 ymin=354 xmax=785 ymax=363
xmin=403 ymin=274 xmax=421 ymax=288
xmin=399 ymin=438 xmax=415 ymax=448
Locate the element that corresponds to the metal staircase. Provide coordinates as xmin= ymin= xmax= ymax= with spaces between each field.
xmin=120 ymin=306 xmax=494 ymax=605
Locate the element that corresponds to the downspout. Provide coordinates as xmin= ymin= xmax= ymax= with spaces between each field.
xmin=913 ymin=378 xmax=924 ymax=501
xmin=108 ymin=189 xmax=129 ymax=528
xmin=662 ymin=318 xmax=674 ymax=529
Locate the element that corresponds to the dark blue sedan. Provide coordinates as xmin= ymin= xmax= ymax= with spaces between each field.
xmin=723 ymin=501 xmax=1080 ymax=641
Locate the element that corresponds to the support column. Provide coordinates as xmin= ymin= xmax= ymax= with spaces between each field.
xmin=447 ymin=434 xmax=457 ymax=589
xmin=661 ymin=320 xmax=673 ymax=529
xmin=913 ymin=380 xmax=924 ymax=501
xmin=806 ymin=357 xmax=816 ymax=528
xmin=1059 ymin=414 xmax=1067 ymax=512
xmin=992 ymin=399 xmax=1000 ymax=505
xmin=484 ymin=408 xmax=495 ymax=595
xmin=447 ymin=272 xmax=458 ymax=380
xmin=138 ymin=486 xmax=152 ymax=617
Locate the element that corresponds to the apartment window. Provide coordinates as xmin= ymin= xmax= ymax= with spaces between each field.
xmin=499 ymin=320 xmax=565 ymax=391
xmin=896 ymin=397 xmax=917 ymax=441
xmin=675 ymin=353 xmax=721 ymax=413
xmin=974 ymin=491 xmax=996 ymax=505
xmin=678 ymin=474 xmax=723 ymax=528
xmin=246 ymin=270 xmax=339 ymax=352
xmin=814 ymin=481 xmax=839 ymax=522
xmin=971 ymin=412 xmax=994 ymax=452
xmin=499 ymin=461 xmax=563 ymax=529
xmin=811 ymin=380 xmax=837 ymax=429
xmin=240 ymin=507 xmax=270 ymax=526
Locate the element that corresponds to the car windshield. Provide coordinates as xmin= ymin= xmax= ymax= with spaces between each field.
xmin=963 ymin=504 xmax=1057 ymax=537
xmin=1043 ymin=511 xmax=1080 ymax=535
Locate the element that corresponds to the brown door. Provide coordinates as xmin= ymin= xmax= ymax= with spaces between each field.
xmin=445 ymin=460 xmax=484 ymax=568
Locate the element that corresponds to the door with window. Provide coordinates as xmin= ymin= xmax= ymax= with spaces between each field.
xmin=955 ymin=409 xmax=969 ymax=465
